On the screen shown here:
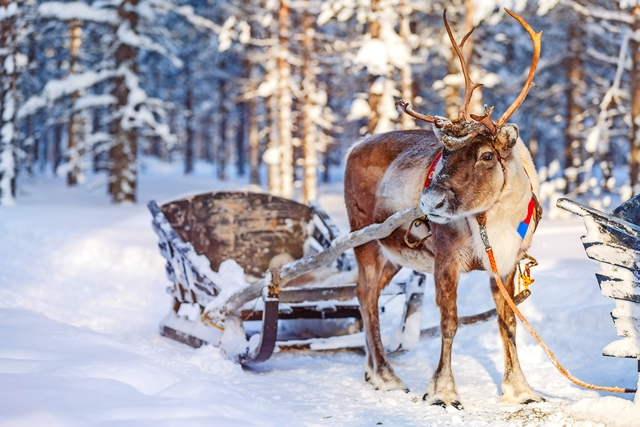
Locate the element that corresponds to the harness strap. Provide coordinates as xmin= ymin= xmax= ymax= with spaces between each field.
xmin=517 ymin=197 xmax=536 ymax=239
xmin=516 ymin=168 xmax=536 ymax=239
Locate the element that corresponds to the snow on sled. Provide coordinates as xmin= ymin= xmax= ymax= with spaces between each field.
xmin=148 ymin=191 xmax=426 ymax=363
xmin=558 ymin=195 xmax=640 ymax=388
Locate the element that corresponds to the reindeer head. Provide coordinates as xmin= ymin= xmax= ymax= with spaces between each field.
xmin=398 ymin=9 xmax=541 ymax=224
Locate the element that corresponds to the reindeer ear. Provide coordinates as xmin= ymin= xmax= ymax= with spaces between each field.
xmin=495 ymin=124 xmax=519 ymax=157
xmin=432 ymin=125 xmax=447 ymax=145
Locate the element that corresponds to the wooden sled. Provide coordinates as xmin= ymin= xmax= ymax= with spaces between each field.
xmin=558 ymin=196 xmax=640 ymax=366
xmin=148 ymin=191 xmax=426 ymax=363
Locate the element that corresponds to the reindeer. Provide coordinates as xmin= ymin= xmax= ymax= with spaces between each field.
xmin=344 ymin=9 xmax=543 ymax=409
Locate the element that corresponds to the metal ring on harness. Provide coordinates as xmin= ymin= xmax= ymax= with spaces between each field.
xmin=404 ymin=217 xmax=432 ymax=248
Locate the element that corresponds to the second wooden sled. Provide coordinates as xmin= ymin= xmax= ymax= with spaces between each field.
xmin=148 ymin=191 xmax=426 ymax=363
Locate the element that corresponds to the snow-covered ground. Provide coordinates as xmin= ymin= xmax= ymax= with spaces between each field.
xmin=1 ymin=160 xmax=638 ymax=427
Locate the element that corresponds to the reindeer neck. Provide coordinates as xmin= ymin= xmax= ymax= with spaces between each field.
xmin=485 ymin=154 xmax=533 ymax=228
xmin=469 ymin=147 xmax=535 ymax=276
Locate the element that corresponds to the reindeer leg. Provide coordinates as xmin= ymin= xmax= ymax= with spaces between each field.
xmin=424 ymin=262 xmax=462 ymax=409
xmin=491 ymin=270 xmax=544 ymax=404
xmin=364 ymin=340 xmax=374 ymax=383
xmin=354 ymin=242 xmax=405 ymax=391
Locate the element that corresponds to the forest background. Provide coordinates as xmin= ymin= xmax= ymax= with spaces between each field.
xmin=2 ymin=0 xmax=640 ymax=213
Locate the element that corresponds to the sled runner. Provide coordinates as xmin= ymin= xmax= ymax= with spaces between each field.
xmin=148 ymin=191 xmax=426 ymax=363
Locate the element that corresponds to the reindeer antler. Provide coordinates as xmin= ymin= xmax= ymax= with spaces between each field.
xmin=495 ymin=8 xmax=542 ymax=127
xmin=443 ymin=10 xmax=482 ymax=122
xmin=395 ymin=99 xmax=438 ymax=124
xmin=396 ymin=9 xmax=541 ymax=139
xmin=470 ymin=105 xmax=497 ymax=135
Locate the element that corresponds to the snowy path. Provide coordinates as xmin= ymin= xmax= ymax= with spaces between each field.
xmin=0 ymin=168 xmax=638 ymax=426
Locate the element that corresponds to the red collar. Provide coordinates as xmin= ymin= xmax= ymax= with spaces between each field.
xmin=424 ymin=151 xmax=443 ymax=189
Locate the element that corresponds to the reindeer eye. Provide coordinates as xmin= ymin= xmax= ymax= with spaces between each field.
xmin=480 ymin=152 xmax=494 ymax=161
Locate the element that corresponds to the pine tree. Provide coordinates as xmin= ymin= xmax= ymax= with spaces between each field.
xmin=109 ymin=0 xmax=139 ymax=203
xmin=67 ymin=19 xmax=83 ymax=186
xmin=564 ymin=11 xmax=586 ymax=194
xmin=0 ymin=0 xmax=18 ymax=205
xmin=301 ymin=9 xmax=317 ymax=203
xmin=277 ymin=0 xmax=294 ymax=199
xmin=398 ymin=0 xmax=415 ymax=130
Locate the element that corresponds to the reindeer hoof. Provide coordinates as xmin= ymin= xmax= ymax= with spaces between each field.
xmin=431 ymin=399 xmax=446 ymax=408
xmin=364 ymin=372 xmax=371 ymax=382
xmin=425 ymin=397 xmax=464 ymax=410
xmin=501 ymin=384 xmax=545 ymax=404
xmin=374 ymin=384 xmax=410 ymax=393
xmin=369 ymin=369 xmax=407 ymax=392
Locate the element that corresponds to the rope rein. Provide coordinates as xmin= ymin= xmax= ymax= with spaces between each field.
xmin=476 ymin=213 xmax=637 ymax=394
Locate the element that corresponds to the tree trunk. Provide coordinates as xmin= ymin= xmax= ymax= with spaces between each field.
xmin=444 ymin=44 xmax=460 ymax=119
xmin=323 ymin=145 xmax=330 ymax=183
xmin=53 ymin=124 xmax=63 ymax=174
xmin=367 ymin=0 xmax=382 ymax=135
xmin=218 ymin=78 xmax=228 ymax=181
xmin=92 ymin=109 xmax=102 ymax=172
xmin=0 ymin=0 xmax=18 ymax=205
xmin=67 ymin=19 xmax=83 ymax=186
xmin=278 ymin=0 xmax=293 ymax=199
xmin=463 ymin=0 xmax=482 ymax=115
xmin=564 ymin=16 xmax=585 ymax=194
xmin=203 ymin=113 xmax=214 ymax=164
xmin=248 ymin=79 xmax=260 ymax=185
xmin=25 ymin=31 xmax=37 ymax=177
xmin=40 ymin=120 xmax=49 ymax=173
xmin=236 ymin=101 xmax=246 ymax=177
xmin=184 ymin=76 xmax=194 ymax=175
xmin=267 ymin=92 xmax=280 ymax=194
xmin=109 ymin=0 xmax=139 ymax=203
xmin=301 ymin=10 xmax=318 ymax=203
xmin=445 ymin=3 xmax=482 ymax=119
xmin=26 ymin=115 xmax=34 ymax=176
xmin=398 ymin=0 xmax=414 ymax=130
xmin=631 ymin=7 xmax=640 ymax=194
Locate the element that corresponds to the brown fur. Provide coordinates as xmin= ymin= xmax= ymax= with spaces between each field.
xmin=345 ymin=128 xmax=542 ymax=408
